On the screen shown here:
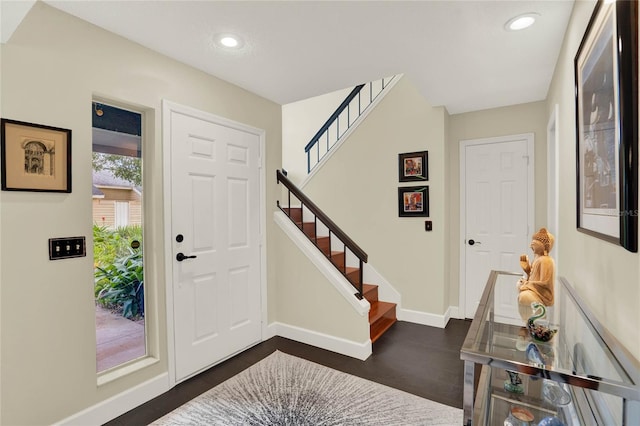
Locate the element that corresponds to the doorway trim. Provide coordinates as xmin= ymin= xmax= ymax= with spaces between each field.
xmin=547 ymin=104 xmax=560 ymax=265
xmin=162 ymin=100 xmax=267 ymax=387
xmin=458 ymin=133 xmax=535 ymax=318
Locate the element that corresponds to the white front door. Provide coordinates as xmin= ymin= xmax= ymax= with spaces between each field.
xmin=166 ymin=103 xmax=263 ymax=382
xmin=460 ymin=134 xmax=534 ymax=319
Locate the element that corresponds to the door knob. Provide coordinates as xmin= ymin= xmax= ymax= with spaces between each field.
xmin=468 ymin=239 xmax=481 ymax=246
xmin=176 ymin=252 xmax=197 ymax=262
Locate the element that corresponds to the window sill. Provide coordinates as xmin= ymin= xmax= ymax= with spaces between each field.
xmin=97 ymin=356 xmax=159 ymax=386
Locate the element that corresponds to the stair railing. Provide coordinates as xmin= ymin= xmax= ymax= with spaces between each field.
xmin=276 ymin=169 xmax=367 ymax=299
xmin=304 ymin=75 xmax=397 ymax=173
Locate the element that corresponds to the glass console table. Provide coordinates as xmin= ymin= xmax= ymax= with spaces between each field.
xmin=460 ymin=270 xmax=640 ymax=425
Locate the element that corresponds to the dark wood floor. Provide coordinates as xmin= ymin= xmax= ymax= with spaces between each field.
xmin=104 ymin=319 xmax=471 ymax=425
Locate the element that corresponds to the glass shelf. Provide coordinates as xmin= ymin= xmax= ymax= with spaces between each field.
xmin=460 ymin=271 xmax=640 ymax=426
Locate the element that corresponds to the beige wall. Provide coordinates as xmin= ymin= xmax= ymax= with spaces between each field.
xmin=545 ymin=0 xmax=640 ymax=360
xmin=447 ymin=101 xmax=548 ymax=308
xmin=303 ymin=77 xmax=449 ymax=315
xmin=0 ymin=3 xmax=281 ymax=425
xmin=275 ymin=224 xmax=369 ymax=341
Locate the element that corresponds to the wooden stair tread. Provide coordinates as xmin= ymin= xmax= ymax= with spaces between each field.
xmin=369 ymin=301 xmax=397 ymax=343
xmin=370 ymin=316 xmax=397 ymax=343
xmin=316 ymin=237 xmax=331 ymax=255
xmin=295 ymin=222 xmax=316 ymax=238
xmin=362 ymin=283 xmax=376 ymax=293
xmin=362 ymin=284 xmax=378 ymax=303
xmin=369 ymin=301 xmax=396 ymax=322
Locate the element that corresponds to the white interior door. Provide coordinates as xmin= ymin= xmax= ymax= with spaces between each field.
xmin=167 ymin=104 xmax=262 ymax=382
xmin=460 ymin=134 xmax=534 ymax=320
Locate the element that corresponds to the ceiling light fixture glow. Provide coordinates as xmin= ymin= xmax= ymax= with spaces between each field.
xmin=214 ymin=33 xmax=244 ymax=49
xmin=505 ymin=13 xmax=539 ymax=31
xmin=220 ymin=36 xmax=239 ymax=47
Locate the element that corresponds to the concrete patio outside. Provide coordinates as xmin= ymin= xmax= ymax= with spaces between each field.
xmin=95 ymin=305 xmax=145 ymax=372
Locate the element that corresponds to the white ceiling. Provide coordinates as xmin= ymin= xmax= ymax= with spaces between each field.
xmin=3 ymin=0 xmax=575 ymax=114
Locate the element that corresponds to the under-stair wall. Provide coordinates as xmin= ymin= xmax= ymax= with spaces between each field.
xmin=297 ymin=76 xmax=454 ymax=326
xmin=272 ymin=210 xmax=372 ymax=360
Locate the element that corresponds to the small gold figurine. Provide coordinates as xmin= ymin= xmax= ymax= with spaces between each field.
xmin=516 ymin=228 xmax=555 ymax=321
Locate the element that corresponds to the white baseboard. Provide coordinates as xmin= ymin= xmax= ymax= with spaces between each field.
xmin=448 ymin=306 xmax=464 ymax=320
xmin=268 ymin=322 xmax=372 ymax=360
xmin=54 ymin=373 xmax=169 ymax=426
xmin=397 ymin=306 xmax=459 ymax=328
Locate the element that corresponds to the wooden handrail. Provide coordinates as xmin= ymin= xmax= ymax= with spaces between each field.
xmin=276 ymin=169 xmax=368 ymax=263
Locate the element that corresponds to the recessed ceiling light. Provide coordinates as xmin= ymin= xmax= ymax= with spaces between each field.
xmin=505 ymin=13 xmax=539 ymax=31
xmin=214 ymin=33 xmax=244 ymax=49
xmin=220 ymin=36 xmax=239 ymax=47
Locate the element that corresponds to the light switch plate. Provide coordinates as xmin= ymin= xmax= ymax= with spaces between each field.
xmin=49 ymin=236 xmax=86 ymax=260
xmin=425 ymin=221 xmax=433 ymax=231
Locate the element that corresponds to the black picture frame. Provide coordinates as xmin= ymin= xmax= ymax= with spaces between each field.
xmin=398 ymin=150 xmax=428 ymax=182
xmin=398 ymin=186 xmax=429 ymax=217
xmin=574 ymin=0 xmax=638 ymax=252
xmin=1 ymin=118 xmax=72 ymax=193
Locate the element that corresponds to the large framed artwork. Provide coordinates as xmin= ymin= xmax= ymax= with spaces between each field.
xmin=1 ymin=119 xmax=72 ymax=193
xmin=574 ymin=0 xmax=638 ymax=252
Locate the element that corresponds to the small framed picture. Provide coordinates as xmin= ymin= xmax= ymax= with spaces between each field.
xmin=398 ymin=186 xmax=429 ymax=217
xmin=399 ymin=151 xmax=428 ymax=182
xmin=1 ymin=119 xmax=72 ymax=193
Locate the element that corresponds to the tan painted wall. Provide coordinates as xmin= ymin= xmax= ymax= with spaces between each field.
xmin=545 ymin=0 xmax=640 ymax=360
xmin=0 ymin=3 xmax=281 ymax=424
xmin=302 ymin=77 xmax=448 ymax=315
xmin=275 ymin=225 xmax=369 ymax=341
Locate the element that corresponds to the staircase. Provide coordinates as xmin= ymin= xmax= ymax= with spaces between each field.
xmin=304 ymin=75 xmax=398 ymax=174
xmin=278 ymin=171 xmax=397 ymax=343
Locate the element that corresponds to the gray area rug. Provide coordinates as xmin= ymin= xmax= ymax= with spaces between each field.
xmin=152 ymin=351 xmax=462 ymax=425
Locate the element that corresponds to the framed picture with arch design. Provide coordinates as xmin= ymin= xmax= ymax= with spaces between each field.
xmin=1 ymin=118 xmax=72 ymax=193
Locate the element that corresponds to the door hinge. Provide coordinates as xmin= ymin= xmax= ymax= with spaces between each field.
xmin=523 ymin=155 xmax=530 ymax=166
